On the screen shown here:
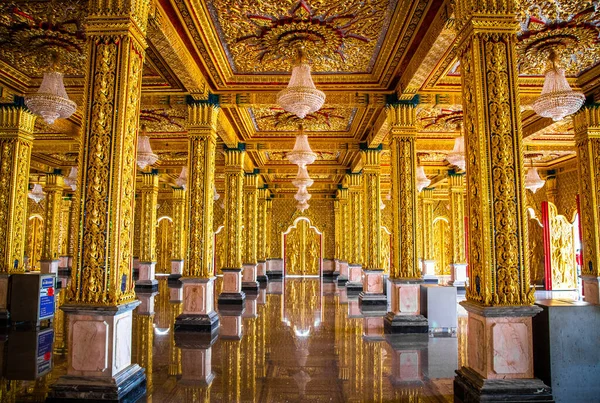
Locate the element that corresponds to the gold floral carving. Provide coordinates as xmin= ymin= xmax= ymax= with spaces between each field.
xmin=156 ymin=218 xmax=173 ymax=274
xmin=41 ymin=174 xmax=64 ymax=261
xmin=257 ymin=188 xmax=269 ymax=261
xmin=389 ymin=105 xmax=420 ymax=279
xmin=138 ymin=172 xmax=159 ymax=263
xmin=381 ymin=227 xmax=391 ymax=274
xmin=448 ymin=173 xmax=467 ymax=265
xmin=0 ymin=106 xmax=35 ymax=273
xmin=68 ymin=0 xmax=149 ymax=305
xmin=573 ymin=106 xmax=600 ymax=277
xmin=285 ymin=219 xmax=320 ymax=276
xmin=242 ymin=173 xmax=258 ymax=264
xmin=456 ymin=0 xmax=535 ymax=305
xmin=224 ymin=148 xmax=245 ymax=269
xmin=362 ymin=148 xmax=383 ymax=271
xmin=421 ymin=189 xmax=435 ymax=262
xmin=547 ymin=203 xmax=577 ymax=290
xmin=171 ymin=188 xmax=187 ymax=261
xmin=528 ymin=213 xmax=545 ymax=285
xmin=25 ymin=215 xmax=44 ymax=271
xmin=58 ymin=197 xmax=73 ymax=258
xmin=433 ymin=218 xmax=451 ymax=276
xmin=345 ymin=173 xmax=363 ymax=265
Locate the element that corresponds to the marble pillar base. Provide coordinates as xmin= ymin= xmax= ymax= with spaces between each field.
xmin=242 ymin=263 xmax=259 ymax=294
xmin=421 ymin=260 xmax=438 ymax=283
xmin=385 ymin=279 xmax=428 ymax=334
xmin=58 ymin=256 xmax=69 ymax=270
xmin=47 ymin=363 xmax=146 ymax=403
xmin=266 ymin=258 xmax=283 ymax=279
xmin=175 ymin=278 xmax=219 ymax=335
xmin=384 ymin=312 xmax=429 ymax=334
xmin=256 ymin=261 xmax=268 ymax=283
xmin=322 ymin=259 xmax=335 ymax=277
xmin=169 ymin=259 xmax=184 ymax=281
xmin=359 ymin=270 xmax=387 ymax=310
xmin=179 ymin=347 xmax=215 ymax=387
xmin=358 ymin=293 xmax=388 ymax=311
xmin=242 ymin=295 xmax=258 ymax=319
xmin=336 ymin=260 xmax=349 ymax=286
xmin=218 ymin=268 xmax=246 ymax=309
xmin=135 ymin=262 xmax=158 ymax=291
xmin=0 ymin=274 xmax=9 ymax=327
xmin=220 ymin=314 xmax=243 ymax=340
xmin=454 ymin=366 xmax=553 ymax=403
xmin=362 ymin=316 xmax=385 ymax=341
xmin=333 ymin=259 xmax=341 ymax=278
xmin=39 ymin=259 xmax=59 ymax=274
xmin=449 ymin=263 xmax=467 ymax=288
xmin=346 ymin=264 xmax=363 ymax=293
xmin=136 ymin=291 xmax=157 ymax=315
xmin=581 ymin=275 xmax=600 ymax=305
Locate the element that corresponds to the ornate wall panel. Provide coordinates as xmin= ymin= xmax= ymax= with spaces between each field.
xmin=527 ymin=213 xmax=545 ymax=285
xmin=25 ymin=215 xmax=44 ymax=271
xmin=433 ymin=217 xmax=451 ymax=276
xmin=284 ymin=219 xmax=321 ymax=276
xmin=547 ymin=203 xmax=578 ymax=290
xmin=556 ymin=169 xmax=578 ymax=219
xmin=156 ymin=218 xmax=173 ymax=274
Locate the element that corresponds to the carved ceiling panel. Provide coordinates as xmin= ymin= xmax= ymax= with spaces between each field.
xmin=250 ymin=106 xmax=355 ymax=132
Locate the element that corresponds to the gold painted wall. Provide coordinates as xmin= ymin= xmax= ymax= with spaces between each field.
xmin=556 ymin=169 xmax=578 ymax=219
xmin=270 ymin=198 xmax=334 ymax=260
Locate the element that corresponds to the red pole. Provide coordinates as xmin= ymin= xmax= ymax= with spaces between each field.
xmin=541 ymin=202 xmax=553 ymax=291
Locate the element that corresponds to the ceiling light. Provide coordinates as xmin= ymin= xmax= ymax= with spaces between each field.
xmin=287 ymin=126 xmax=317 ymax=167
xmin=416 ymin=165 xmax=431 ymax=192
xmin=25 ymin=70 xmax=77 ymax=125
xmin=532 ymin=51 xmax=585 ymax=122
xmin=380 ymin=198 xmax=386 ymax=210
xmin=136 ymin=126 xmax=158 ymax=170
xmin=525 ymin=166 xmax=545 ymax=193
xmin=213 ymin=184 xmax=220 ymax=201
xmin=446 ymin=135 xmax=466 ymax=171
xmin=175 ymin=167 xmax=187 ymax=189
xmin=28 ymin=184 xmax=45 ymax=203
xmin=64 ymin=167 xmax=78 ymax=191
xmin=277 ymin=62 xmax=325 ymax=119
xmin=294 ymin=186 xmax=311 ymax=203
xmin=297 ymin=200 xmax=310 ymax=212
xmin=292 ymin=165 xmax=314 ymax=188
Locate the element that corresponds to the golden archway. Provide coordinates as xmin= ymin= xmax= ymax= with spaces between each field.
xmin=433 ymin=217 xmax=451 ymax=276
xmin=283 ymin=217 xmax=322 ymax=276
xmin=156 ymin=216 xmax=174 ymax=274
xmin=26 ymin=214 xmax=44 ymax=271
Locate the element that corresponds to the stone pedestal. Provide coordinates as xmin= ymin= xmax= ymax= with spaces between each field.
xmin=453 ymin=301 xmax=553 ymax=402
xmin=175 ymin=278 xmax=219 ymax=335
xmin=135 ymin=262 xmax=158 ymax=291
xmin=242 ymin=263 xmax=259 ymax=294
xmin=179 ymin=346 xmax=215 ymax=387
xmin=220 ymin=314 xmax=243 ymax=340
xmin=257 ymin=287 xmax=267 ymax=305
xmin=581 ymin=275 xmax=600 ymax=305
xmin=169 ymin=284 xmax=183 ymax=302
xmin=58 ymin=256 xmax=69 ymax=270
xmin=136 ymin=291 xmax=157 ymax=315
xmin=47 ymin=301 xmax=146 ymax=403
xmin=348 ymin=296 xmax=362 ymax=319
xmin=266 ymin=258 xmax=283 ymax=279
xmin=218 ymin=268 xmax=245 ymax=310
xmin=421 ymin=260 xmax=438 ymax=283
xmin=256 ymin=260 xmax=268 ymax=283
xmin=169 ymin=259 xmax=184 ymax=281
xmin=322 ymin=259 xmax=335 ymax=277
xmin=359 ymin=270 xmax=387 ymax=311
xmin=387 ymin=334 xmax=429 ymax=385
xmin=346 ymin=264 xmax=363 ymax=293
xmin=336 ymin=261 xmax=349 ymax=286
xmin=384 ymin=280 xmax=428 ymax=334
xmin=242 ymin=295 xmax=258 ymax=319
xmin=39 ymin=259 xmax=59 ymax=274
xmin=449 ymin=263 xmax=468 ymax=288
xmin=333 ymin=259 xmax=341 ymax=277
xmin=267 ymin=279 xmax=282 ymax=295
xmin=363 ymin=316 xmax=384 ymax=341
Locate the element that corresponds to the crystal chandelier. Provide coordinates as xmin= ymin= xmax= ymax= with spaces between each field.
xmin=136 ymin=126 xmax=158 ymax=170
xmin=175 ymin=167 xmax=187 ymax=189
xmin=28 ymin=184 xmax=45 ymax=203
xmin=380 ymin=198 xmax=386 ymax=210
xmin=292 ymin=165 xmax=314 ymax=188
xmin=532 ymin=51 xmax=585 ymax=122
xmin=25 ymin=69 xmax=77 ymax=125
xmin=416 ymin=165 xmax=431 ymax=192
xmin=213 ymin=184 xmax=220 ymax=201
xmin=287 ymin=126 xmax=317 ymax=167
xmin=64 ymin=167 xmax=78 ymax=191
xmin=446 ymin=135 xmax=466 ymax=171
xmin=524 ymin=161 xmax=545 ymax=193
xmin=297 ymin=200 xmax=310 ymax=212
xmin=277 ymin=61 xmax=325 ymax=119
xmin=294 ymin=186 xmax=312 ymax=203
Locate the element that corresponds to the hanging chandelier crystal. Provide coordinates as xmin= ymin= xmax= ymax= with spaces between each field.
xmin=28 ymin=184 xmax=45 ymax=203
xmin=136 ymin=126 xmax=158 ymax=170
xmin=416 ymin=165 xmax=431 ymax=192
xmin=294 ymin=186 xmax=312 ymax=203
xmin=380 ymin=198 xmax=386 ymax=210
xmin=532 ymin=51 xmax=585 ymax=122
xmin=277 ymin=60 xmax=325 ymax=119
xmin=287 ymin=126 xmax=317 ymax=167
xmin=525 ymin=166 xmax=545 ymax=193
xmin=297 ymin=200 xmax=310 ymax=212
xmin=25 ymin=70 xmax=77 ymax=125
xmin=213 ymin=184 xmax=220 ymax=201
xmin=446 ymin=135 xmax=466 ymax=171
xmin=64 ymin=167 xmax=78 ymax=191
xmin=175 ymin=167 xmax=187 ymax=189
xmin=292 ymin=165 xmax=314 ymax=188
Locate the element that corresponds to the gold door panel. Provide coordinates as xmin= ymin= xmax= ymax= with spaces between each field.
xmin=285 ymin=219 xmax=321 ymax=276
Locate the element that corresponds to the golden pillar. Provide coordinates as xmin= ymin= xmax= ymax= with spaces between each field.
xmin=168 ymin=301 xmax=182 ymax=376
xmin=384 ymin=105 xmax=428 ymax=334
xmin=51 ymin=0 xmax=150 ymax=398
xmin=448 ymin=172 xmax=467 ymax=287
xmin=346 ymin=173 xmax=364 ymax=291
xmin=359 ymin=147 xmax=386 ymax=307
xmin=175 ymin=102 xmax=220 ymax=332
xmin=133 ymin=308 xmax=155 ymax=395
xmin=453 ymin=0 xmax=549 ymax=398
xmin=420 ymin=188 xmax=436 ymax=279
xmin=335 ymin=188 xmax=350 ymax=285
xmin=0 ymin=105 xmax=35 ymax=319
xmin=136 ymin=171 xmax=159 ymax=290
xmin=170 ymin=187 xmax=187 ymax=279
xmin=265 ymin=197 xmax=272 ymax=258
xmin=218 ymin=146 xmax=246 ymax=309
xmin=40 ymin=173 xmax=64 ymax=274
xmin=256 ymin=187 xmax=269 ymax=282
xmin=574 ymin=106 xmax=600 ymax=304
xmin=242 ymin=172 xmax=259 ymax=292
xmin=221 ymin=339 xmax=242 ymax=403
xmin=57 ymin=195 xmax=73 ymax=272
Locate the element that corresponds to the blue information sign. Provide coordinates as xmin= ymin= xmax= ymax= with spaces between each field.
xmin=39 ymin=276 xmax=55 ymax=320
xmin=37 ymin=329 xmax=54 ymax=375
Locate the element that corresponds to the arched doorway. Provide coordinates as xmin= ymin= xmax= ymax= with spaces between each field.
xmin=26 ymin=214 xmax=44 ymax=271
xmin=283 ymin=217 xmax=322 ymax=276
xmin=156 ymin=216 xmax=173 ymax=274
xmin=432 ymin=217 xmax=451 ymax=278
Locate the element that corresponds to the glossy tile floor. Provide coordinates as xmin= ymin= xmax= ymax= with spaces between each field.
xmin=4 ymin=277 xmax=462 ymax=402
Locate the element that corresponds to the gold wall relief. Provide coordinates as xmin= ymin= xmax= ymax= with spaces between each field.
xmin=171 ymin=188 xmax=187 ymax=262
xmin=41 ymin=174 xmax=64 ymax=262
xmin=58 ymin=197 xmax=72 ymax=258
xmin=214 ymin=226 xmax=225 ymax=275
xmin=242 ymin=173 xmax=258 ymax=265
xmin=362 ymin=148 xmax=383 ymax=271
xmin=26 ymin=215 xmax=44 ymax=271
xmin=527 ymin=211 xmax=545 ymax=286
xmin=547 ymin=203 xmax=578 ymax=290
xmin=449 ymin=173 xmax=467 ymax=265
xmin=156 ymin=217 xmax=173 ymax=274
xmin=381 ymin=226 xmax=391 ymax=275
xmin=284 ymin=218 xmax=322 ymax=276
xmin=433 ymin=218 xmax=451 ymax=276
xmin=138 ymin=172 xmax=159 ymax=263
xmin=223 ymin=148 xmax=245 ymax=270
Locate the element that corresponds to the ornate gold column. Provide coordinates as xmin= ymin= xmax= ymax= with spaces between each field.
xmin=175 ymin=102 xmax=220 ymax=333
xmin=574 ymin=106 xmax=600 ymax=304
xmin=335 ymin=188 xmax=350 ymax=286
xmin=359 ymin=146 xmax=387 ymax=308
xmin=218 ymin=145 xmax=246 ymax=310
xmin=256 ymin=187 xmax=269 ymax=282
xmin=242 ymin=172 xmax=259 ymax=292
xmin=51 ymin=0 xmax=150 ymax=399
xmin=420 ymin=187 xmax=436 ymax=279
xmin=346 ymin=173 xmax=364 ymax=292
xmin=170 ymin=187 xmax=186 ymax=280
xmin=453 ymin=0 xmax=550 ymax=399
xmin=136 ymin=171 xmax=159 ymax=290
xmin=448 ymin=172 xmax=467 ymax=287
xmin=0 ymin=104 xmax=35 ymax=322
xmin=384 ymin=105 xmax=428 ymax=334
xmin=58 ymin=195 xmax=73 ymax=273
xmin=40 ymin=173 xmax=64 ymax=274
xmin=264 ymin=197 xmax=274 ymax=277
xmin=133 ymin=304 xmax=155 ymax=395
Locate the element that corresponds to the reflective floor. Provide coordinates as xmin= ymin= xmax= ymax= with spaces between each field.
xmin=3 ymin=277 xmax=460 ymax=402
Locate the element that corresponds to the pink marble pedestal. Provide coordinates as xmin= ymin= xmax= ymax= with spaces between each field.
xmin=135 ymin=261 xmax=158 ymax=291
xmin=359 ymin=270 xmax=387 ymax=311
xmin=242 ymin=263 xmax=259 ymax=293
xmin=454 ymin=301 xmax=553 ymax=402
xmin=218 ymin=268 xmax=246 ymax=310
xmin=346 ymin=264 xmax=363 ymax=293
xmin=384 ymin=279 xmax=428 ymax=334
xmin=336 ymin=261 xmax=349 ymax=286
xmin=179 ymin=347 xmax=215 ymax=387
xmin=169 ymin=259 xmax=184 ymax=280
xmin=39 ymin=259 xmax=59 ymax=274
xmin=449 ymin=263 xmax=468 ymax=288
xmin=582 ymin=275 xmax=600 ymax=305
xmin=174 ymin=277 xmax=219 ymax=334
xmin=256 ymin=260 xmax=268 ymax=283
xmin=220 ymin=314 xmax=243 ymax=340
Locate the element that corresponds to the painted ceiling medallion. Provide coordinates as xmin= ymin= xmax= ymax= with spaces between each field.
xmin=254 ymin=107 xmax=347 ymax=131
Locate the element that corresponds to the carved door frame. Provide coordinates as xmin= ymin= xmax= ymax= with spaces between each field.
xmin=282 ymin=217 xmax=323 ymax=277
